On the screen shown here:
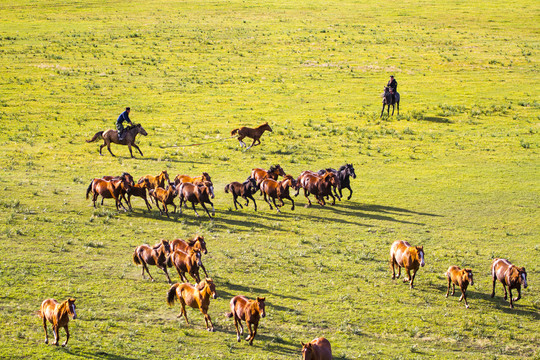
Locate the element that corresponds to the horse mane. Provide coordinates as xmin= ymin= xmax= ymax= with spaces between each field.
xmin=57 ymin=299 xmax=72 ymax=319
xmin=338 ymin=165 xmax=347 ymax=171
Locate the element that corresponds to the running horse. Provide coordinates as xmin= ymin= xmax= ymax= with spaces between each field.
xmin=231 ymin=122 xmax=272 ymax=149
xmin=226 ymin=295 xmax=266 ymax=345
xmin=381 ymin=86 xmax=400 ymax=117
xmin=491 ymin=258 xmax=528 ymax=308
xmin=38 ymin=298 xmax=77 ymax=346
xmin=260 ymin=174 xmax=296 ymax=212
xmin=86 ymin=124 xmax=148 ymax=158
xmin=250 ymin=165 xmax=286 ymax=187
xmin=389 ymin=240 xmax=425 ymax=289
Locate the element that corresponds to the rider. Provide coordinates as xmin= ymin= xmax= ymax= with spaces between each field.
xmin=116 ymin=107 xmax=132 ymax=141
xmin=387 ymin=75 xmax=397 ymax=103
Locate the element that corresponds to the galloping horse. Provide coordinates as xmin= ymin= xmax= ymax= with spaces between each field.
xmin=174 ymin=172 xmax=212 ymax=186
xmin=178 ymin=182 xmax=215 ymax=218
xmin=260 ymin=174 xmax=296 ymax=212
xmin=171 ymin=236 xmax=209 ymax=277
xmin=301 ymin=337 xmax=333 ymax=360
xmin=86 ymin=177 xmax=130 ymax=211
xmin=133 ymin=239 xmax=173 ymax=283
xmin=226 ymin=296 xmax=266 ymax=345
xmin=318 ymin=164 xmax=356 ymax=200
xmin=38 ymin=298 xmax=77 ymax=346
xmin=445 ymin=266 xmax=474 ymax=309
xmin=167 ymin=278 xmax=217 ymax=331
xmin=126 ymin=177 xmax=152 ymax=210
xmin=149 ymin=184 xmax=178 ymax=217
xmin=251 ymin=165 xmax=286 ymax=187
xmin=390 ymin=240 xmax=425 ymax=289
xmin=225 ymin=177 xmax=259 ymax=211
xmin=381 ymin=86 xmax=400 ymax=117
xmin=138 ymin=170 xmax=170 ymax=190
xmin=491 ymin=258 xmax=528 ymax=308
xmin=231 ymin=122 xmax=272 ymax=149
xmin=168 ymin=249 xmax=203 ymax=284
xmin=86 ymin=124 xmax=147 ymax=157
xmin=297 ymin=171 xmax=338 ymax=207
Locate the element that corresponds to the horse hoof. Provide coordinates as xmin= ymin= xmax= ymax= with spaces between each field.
xmin=62 ymin=343 xmax=67 ymax=347
xmin=237 ymin=336 xmax=241 ymax=342
xmin=44 ymin=340 xmax=48 ymax=344
xmin=465 ymin=305 xmax=469 ymax=309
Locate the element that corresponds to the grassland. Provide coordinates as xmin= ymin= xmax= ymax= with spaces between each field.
xmin=0 ymin=0 xmax=539 ymax=359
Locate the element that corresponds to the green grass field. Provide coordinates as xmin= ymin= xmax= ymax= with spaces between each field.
xmin=0 ymin=0 xmax=539 ymax=359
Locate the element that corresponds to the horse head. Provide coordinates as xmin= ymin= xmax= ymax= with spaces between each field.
xmin=200 ymin=181 xmax=214 ymax=199
xmin=205 ymin=278 xmax=217 ymax=299
xmin=301 ymin=342 xmax=314 ymax=360
xmin=256 ymin=297 xmax=266 ymax=318
xmin=192 ymin=249 xmax=203 ymax=267
xmin=416 ymin=246 xmax=425 ymax=267
xmin=465 ymin=269 xmax=474 ymax=286
xmin=261 ymin=122 xmax=272 ymax=132
xmin=67 ymin=298 xmax=77 ymax=319
xmin=136 ymin=124 xmax=148 ymax=136
xmin=194 ymin=235 xmax=208 ymax=254
xmin=120 ymin=172 xmax=135 ymax=186
xmin=202 ymin=172 xmax=211 ymax=182
xmin=518 ymin=267 xmax=527 ymax=288
xmin=161 ymin=170 xmax=170 ymax=182
xmin=347 ymin=164 xmax=357 ymax=179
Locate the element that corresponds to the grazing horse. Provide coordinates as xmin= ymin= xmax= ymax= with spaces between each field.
xmin=167 ymin=278 xmax=217 ymax=331
xmin=491 ymin=258 xmax=528 ymax=308
xmin=251 ymin=165 xmax=286 ymax=186
xmin=178 ymin=182 xmax=215 ymax=218
xmin=126 ymin=177 xmax=152 ymax=210
xmin=231 ymin=122 xmax=272 ymax=149
xmin=445 ymin=266 xmax=474 ymax=309
xmin=168 ymin=249 xmax=203 ymax=284
xmin=171 ymin=235 xmax=209 ymax=277
xmin=226 ymin=296 xmax=266 ymax=345
xmin=174 ymin=172 xmax=212 ymax=186
xmin=297 ymin=171 xmax=338 ymax=207
xmin=380 ymin=86 xmax=400 ymax=117
xmin=225 ymin=177 xmax=259 ymax=211
xmin=318 ymin=164 xmax=356 ymax=200
xmin=260 ymin=174 xmax=296 ymax=212
xmin=39 ymin=298 xmax=77 ymax=346
xmin=86 ymin=124 xmax=147 ymax=157
xmin=138 ymin=170 xmax=170 ymax=190
xmin=390 ymin=240 xmax=425 ymax=289
xmin=133 ymin=239 xmax=173 ymax=283
xmin=86 ymin=177 xmax=130 ymax=211
xmin=149 ymin=184 xmax=178 ymax=217
xmin=301 ymin=337 xmax=333 ymax=360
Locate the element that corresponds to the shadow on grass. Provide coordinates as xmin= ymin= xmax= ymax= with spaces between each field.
xmin=422 ymin=116 xmax=453 ymax=123
xmin=68 ymin=349 xmax=139 ymax=360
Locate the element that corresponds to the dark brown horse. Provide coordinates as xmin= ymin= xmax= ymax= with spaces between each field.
xmin=86 ymin=177 xmax=130 ymax=211
xmin=318 ymin=164 xmax=356 ymax=200
xmin=251 ymin=165 xmax=286 ymax=187
xmin=381 ymin=86 xmax=400 ymax=117
xmin=301 ymin=337 xmax=333 ymax=360
xmin=86 ymin=124 xmax=147 ymax=157
xmin=133 ymin=239 xmax=173 ymax=283
xmin=39 ymin=298 xmax=77 ymax=346
xmin=231 ymin=122 xmax=272 ymax=149
xmin=138 ymin=170 xmax=170 ymax=190
xmin=167 ymin=278 xmax=217 ymax=331
xmin=491 ymin=258 xmax=528 ymax=308
xmin=171 ymin=236 xmax=209 ymax=277
xmin=445 ymin=266 xmax=474 ymax=309
xmin=260 ymin=174 xmax=296 ymax=212
xmin=126 ymin=178 xmax=152 ymax=210
xmin=178 ymin=182 xmax=215 ymax=218
xmin=225 ymin=177 xmax=259 ymax=211
xmin=226 ymin=296 xmax=266 ymax=345
xmin=390 ymin=240 xmax=425 ymax=289
xmin=168 ymin=249 xmax=203 ymax=284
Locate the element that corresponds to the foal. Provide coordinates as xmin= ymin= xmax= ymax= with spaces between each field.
xmin=167 ymin=278 xmax=217 ymax=331
xmin=491 ymin=258 xmax=528 ymax=308
xmin=226 ymin=295 xmax=266 ymax=345
xmin=149 ymin=184 xmax=178 ymax=217
xmin=445 ymin=266 xmax=474 ymax=308
xmin=39 ymin=298 xmax=77 ymax=346
xmin=138 ymin=170 xmax=169 ymax=190
xmin=389 ymin=240 xmax=425 ymax=289
xmin=231 ymin=122 xmax=272 ymax=149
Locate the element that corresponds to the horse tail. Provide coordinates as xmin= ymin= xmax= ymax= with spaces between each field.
xmin=167 ymin=283 xmax=179 ymax=306
xmin=132 ymin=248 xmax=141 ymax=265
xmin=231 ymin=128 xmax=239 ymax=136
xmin=224 ymin=184 xmax=230 ymax=193
xmin=86 ymin=131 xmax=103 ymax=143
xmin=86 ymin=179 xmax=94 ymax=200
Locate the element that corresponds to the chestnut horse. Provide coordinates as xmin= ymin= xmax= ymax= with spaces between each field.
xmin=171 ymin=236 xmax=209 ymax=277
xmin=251 ymin=165 xmax=286 ymax=187
xmin=445 ymin=266 xmax=474 ymax=309
xmin=133 ymin=239 xmax=172 ymax=283
xmin=99 ymin=172 xmax=134 ymax=206
xmin=168 ymin=249 xmax=203 ymax=284
xmin=86 ymin=177 xmax=130 ymax=211
xmin=86 ymin=123 xmax=147 ymax=157
xmin=178 ymin=182 xmax=215 ymax=218
xmin=491 ymin=258 xmax=528 ymax=308
xmin=226 ymin=296 xmax=266 ymax=345
xmin=390 ymin=240 xmax=425 ymax=289
xmin=39 ymin=298 xmax=77 ymax=346
xmin=138 ymin=170 xmax=170 ymax=190
xmin=126 ymin=177 xmax=152 ymax=210
xmin=149 ymin=184 xmax=178 ymax=217
xmin=167 ymin=278 xmax=217 ymax=331
xmin=296 ymin=171 xmax=338 ymax=207
xmin=318 ymin=164 xmax=356 ymax=200
xmin=225 ymin=177 xmax=259 ymax=211
xmin=231 ymin=122 xmax=272 ymax=149
xmin=260 ymin=174 xmax=296 ymax=212
xmin=174 ymin=172 xmax=212 ymax=186
xmin=301 ymin=337 xmax=332 ymax=360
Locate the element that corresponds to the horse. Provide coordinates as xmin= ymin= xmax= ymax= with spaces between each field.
xmin=491 ymin=258 xmax=528 ymax=308
xmin=250 ymin=165 xmax=286 ymax=187
xmin=133 ymin=239 xmax=173 ymax=283
xmin=318 ymin=164 xmax=356 ymax=200
xmin=99 ymin=172 xmax=135 ymax=206
xmin=174 ymin=172 xmax=212 ymax=186
xmin=389 ymin=240 xmax=425 ymax=289
xmin=226 ymin=296 xmax=266 ymax=345
xmin=380 ymin=86 xmax=400 ymax=117
xmin=126 ymin=177 xmax=152 ymax=210
xmin=138 ymin=170 xmax=170 ymax=190
xmin=225 ymin=177 xmax=259 ymax=211
xmin=86 ymin=177 xmax=130 ymax=211
xmin=445 ymin=266 xmax=474 ymax=309
xmin=148 ymin=184 xmax=178 ymax=217
xmin=167 ymin=278 xmax=217 ymax=332
xmin=297 ymin=171 xmax=338 ymax=207
xmin=260 ymin=174 xmax=296 ymax=212
xmin=301 ymin=337 xmax=332 ymax=360
xmin=168 ymin=249 xmax=203 ymax=284
xmin=171 ymin=235 xmax=209 ymax=277
xmin=178 ymin=182 xmax=215 ymax=218
xmin=231 ymin=122 xmax=272 ymax=149
xmin=86 ymin=124 xmax=147 ymax=157
xmin=38 ymin=298 xmax=77 ymax=346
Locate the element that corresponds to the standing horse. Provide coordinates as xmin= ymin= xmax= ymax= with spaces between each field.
xmin=226 ymin=296 xmax=266 ymax=345
xmin=318 ymin=164 xmax=356 ymax=200
xmin=250 ymin=165 xmax=286 ymax=186
xmin=301 ymin=337 xmax=333 ymax=360
xmin=39 ymin=298 xmax=77 ymax=346
xmin=225 ymin=177 xmax=259 ymax=211
xmin=260 ymin=175 xmax=296 ymax=212
xmin=380 ymin=86 xmax=400 ymax=117
xmin=445 ymin=266 xmax=474 ymax=309
xmin=133 ymin=239 xmax=173 ymax=283
xmin=231 ymin=122 xmax=272 ymax=149
xmin=491 ymin=258 xmax=528 ymax=308
xmin=390 ymin=240 xmax=425 ymax=289
xmin=86 ymin=124 xmax=147 ymax=157
xmin=167 ymin=278 xmax=217 ymax=331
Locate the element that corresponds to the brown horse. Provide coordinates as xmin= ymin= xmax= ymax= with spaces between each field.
xmin=301 ymin=337 xmax=333 ymax=360
xmin=296 ymin=171 xmax=338 ymax=207
xmin=390 ymin=240 xmax=425 ymax=289
xmin=99 ymin=172 xmax=134 ymax=206
xmin=138 ymin=170 xmax=170 ymax=190
xmin=445 ymin=266 xmax=474 ymax=309
xmin=86 ymin=124 xmax=147 ymax=157
xmin=260 ymin=174 xmax=296 ymax=212
xmin=86 ymin=177 xmax=130 ymax=211
xmin=168 ymin=249 xmax=203 ymax=284
xmin=126 ymin=177 xmax=152 ymax=210
xmin=226 ymin=295 xmax=266 ymax=345
xmin=171 ymin=236 xmax=209 ymax=277
xmin=225 ymin=177 xmax=259 ymax=211
xmin=491 ymin=258 xmax=528 ymax=308
xmin=133 ymin=239 xmax=173 ymax=283
xmin=149 ymin=184 xmax=178 ymax=217
xmin=231 ymin=122 xmax=272 ymax=149
xmin=174 ymin=172 xmax=212 ymax=186
xmin=167 ymin=278 xmax=217 ymax=331
xmin=251 ymin=165 xmax=286 ymax=187
xmin=39 ymin=298 xmax=77 ymax=346
xmin=178 ymin=182 xmax=215 ymax=218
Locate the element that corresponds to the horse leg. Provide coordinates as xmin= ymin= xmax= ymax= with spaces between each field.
xmin=330 ymin=193 xmax=336 ymax=205
xmin=52 ymin=325 xmax=59 ymax=345
xmin=191 ymin=202 xmax=200 ymax=217
xmin=246 ymin=321 xmax=254 ymax=343
xmin=451 ymin=283 xmax=456 ymax=296
xmin=491 ymin=277 xmax=497 ymax=298
xmin=160 ymin=265 xmax=172 ymax=284
xmin=263 ymin=193 xmax=273 ymax=210
xmin=347 ymin=186 xmax=353 ymax=200
xmin=200 ymin=200 xmax=214 ymax=217
xmin=133 ymin=143 xmax=143 ymax=156
xmin=409 ymin=269 xmax=417 ymax=289
xmin=233 ymin=316 xmax=242 ymax=342
xmin=163 ymin=202 xmax=169 ymax=217
xmin=508 ymin=287 xmax=513 ymax=308
xmin=250 ymin=195 xmax=257 ymax=211
xmin=201 ymin=308 xmax=214 ymax=332
xmin=200 ymin=263 xmax=209 ymax=278
xmin=288 ymin=196 xmax=295 ymax=211
xmin=42 ymin=317 xmax=49 ymax=344
xmin=180 ymin=300 xmax=189 ymax=324
xmin=391 ymin=104 xmax=395 ymax=116
xmin=304 ymin=189 xmax=312 ymax=207
xmin=502 ymin=283 xmax=508 ymax=301
xmin=403 ymin=268 xmax=411 ymax=283
xmin=246 ymin=138 xmax=257 ymax=150
xmin=142 ymin=262 xmax=155 ymax=282
xmin=391 ymin=257 xmax=396 ymax=279
xmin=272 ymin=197 xmax=280 ymax=213
xmin=445 ymin=278 xmax=451 ymax=297
xmin=144 ymin=197 xmax=152 ymax=210
xmin=106 ymin=142 xmax=116 ymax=157
xmin=128 ymin=144 xmax=134 ymax=158
xmin=380 ymin=104 xmax=385 ymax=118
xmin=461 ymin=287 xmax=469 ymax=309
xmin=62 ymin=325 xmax=69 ymax=347
xmin=512 ymin=287 xmax=521 ymax=303
xmin=397 ymin=101 xmax=399 ymax=115
xmin=233 ymin=195 xmax=241 ymax=210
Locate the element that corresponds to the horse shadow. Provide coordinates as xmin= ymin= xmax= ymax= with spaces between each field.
xmin=219 ymin=280 xmax=305 ymax=302
xmin=66 ymin=350 xmax=139 ymax=360
xmin=422 ymin=116 xmax=453 ymax=123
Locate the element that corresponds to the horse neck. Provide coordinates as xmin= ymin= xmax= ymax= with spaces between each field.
xmin=56 ymin=300 xmax=71 ymax=321
xmin=199 ymin=282 xmax=212 ymax=300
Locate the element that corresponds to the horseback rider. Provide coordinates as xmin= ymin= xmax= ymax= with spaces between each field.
xmin=116 ymin=107 xmax=132 ymax=141
xmin=387 ymin=75 xmax=397 ymax=103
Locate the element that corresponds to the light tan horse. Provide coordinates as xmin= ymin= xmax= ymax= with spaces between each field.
xmin=226 ymin=295 xmax=266 ymax=345
xmin=231 ymin=122 xmax=272 ymax=149
xmin=301 ymin=337 xmax=333 ymax=360
xmin=491 ymin=258 xmax=528 ymax=308
xmin=445 ymin=266 xmax=474 ymax=308
xmin=167 ymin=278 xmax=217 ymax=331
xmin=38 ymin=298 xmax=77 ymax=346
xmin=390 ymin=240 xmax=425 ymax=289
xmin=86 ymin=124 xmax=147 ymax=158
